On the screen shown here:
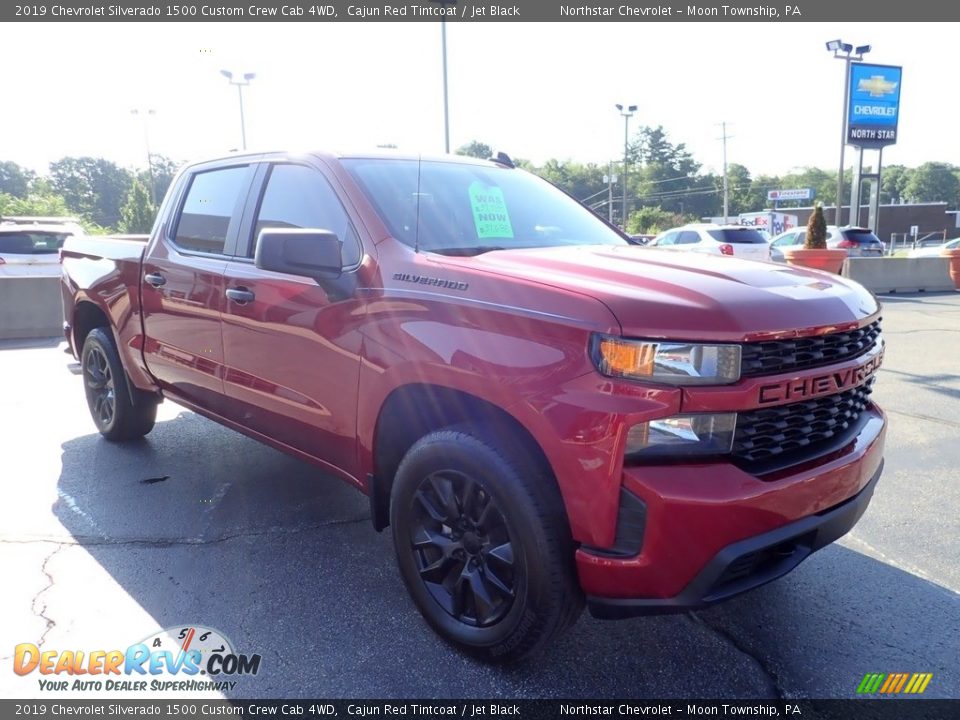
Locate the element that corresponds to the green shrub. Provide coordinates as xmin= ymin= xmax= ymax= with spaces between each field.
xmin=805 ymin=203 xmax=828 ymax=249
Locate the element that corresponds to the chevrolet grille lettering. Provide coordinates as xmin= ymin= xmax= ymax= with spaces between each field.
xmin=757 ymin=349 xmax=884 ymax=405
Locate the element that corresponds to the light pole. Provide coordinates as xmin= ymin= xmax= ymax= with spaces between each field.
xmin=826 ymin=39 xmax=870 ymax=226
xmin=430 ymin=0 xmax=457 ymax=153
xmin=220 ymin=69 xmax=256 ymax=151
xmin=616 ymin=103 xmax=637 ymax=229
xmin=130 ymin=108 xmax=156 ymax=205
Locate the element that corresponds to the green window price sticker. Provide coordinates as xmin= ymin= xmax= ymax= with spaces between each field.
xmin=468 ymin=181 xmax=514 ymax=239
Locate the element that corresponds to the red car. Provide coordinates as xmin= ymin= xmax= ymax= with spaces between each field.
xmin=61 ymin=151 xmax=885 ymax=661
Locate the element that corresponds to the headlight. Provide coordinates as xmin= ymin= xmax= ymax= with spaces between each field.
xmin=592 ymin=335 xmax=741 ymax=385
xmin=626 ymin=413 xmax=737 ymax=458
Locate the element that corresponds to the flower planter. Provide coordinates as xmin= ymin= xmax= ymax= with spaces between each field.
xmin=942 ymin=247 xmax=960 ymax=289
xmin=781 ymin=247 xmax=848 ymax=275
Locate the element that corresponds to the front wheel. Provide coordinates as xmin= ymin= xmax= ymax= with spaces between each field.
xmin=390 ymin=429 xmax=583 ymax=662
xmin=81 ymin=328 xmax=157 ymax=441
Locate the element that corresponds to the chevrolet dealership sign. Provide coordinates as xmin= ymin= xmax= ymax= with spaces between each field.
xmin=847 ymin=63 xmax=902 ymax=148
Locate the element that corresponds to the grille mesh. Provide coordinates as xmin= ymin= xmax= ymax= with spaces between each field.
xmin=740 ymin=320 xmax=881 ymax=377
xmin=732 ymin=381 xmax=874 ymax=463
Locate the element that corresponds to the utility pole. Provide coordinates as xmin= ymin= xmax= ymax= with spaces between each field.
xmin=717 ymin=121 xmax=732 ymax=223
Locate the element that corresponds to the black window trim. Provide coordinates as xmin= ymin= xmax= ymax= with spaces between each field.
xmin=166 ymin=162 xmax=257 ymax=259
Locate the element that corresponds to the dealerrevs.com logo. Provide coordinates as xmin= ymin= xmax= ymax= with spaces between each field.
xmin=13 ymin=625 xmax=261 ymax=693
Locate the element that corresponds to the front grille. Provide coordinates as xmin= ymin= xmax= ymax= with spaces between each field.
xmin=732 ymin=380 xmax=874 ymax=464
xmin=740 ymin=320 xmax=881 ymax=377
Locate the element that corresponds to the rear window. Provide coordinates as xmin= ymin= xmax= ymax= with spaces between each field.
xmin=0 ymin=231 xmax=69 ymax=254
xmin=706 ymin=229 xmax=768 ymax=244
xmin=842 ymin=229 xmax=882 ymax=244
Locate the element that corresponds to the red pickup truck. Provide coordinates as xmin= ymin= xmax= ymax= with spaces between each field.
xmin=62 ymin=151 xmax=886 ymax=661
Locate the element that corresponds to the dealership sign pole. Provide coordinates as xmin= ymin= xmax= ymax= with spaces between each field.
xmin=847 ymin=63 xmax=902 ymax=235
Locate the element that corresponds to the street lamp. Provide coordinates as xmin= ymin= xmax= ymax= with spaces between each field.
xmin=130 ymin=108 xmax=156 ymax=205
xmin=616 ymin=104 xmax=637 ymax=229
xmin=220 ymin=69 xmax=256 ymax=151
xmin=430 ymin=0 xmax=457 ymax=153
xmin=826 ymin=39 xmax=869 ymax=225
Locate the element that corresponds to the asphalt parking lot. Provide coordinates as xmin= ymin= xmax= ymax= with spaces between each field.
xmin=1 ymin=293 xmax=958 ymax=700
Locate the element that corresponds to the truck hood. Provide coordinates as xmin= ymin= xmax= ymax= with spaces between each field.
xmin=465 ymin=245 xmax=879 ymax=341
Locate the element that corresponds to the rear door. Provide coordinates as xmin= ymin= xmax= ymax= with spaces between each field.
xmin=219 ymin=160 xmax=368 ymax=476
xmin=141 ymin=162 xmax=256 ymax=410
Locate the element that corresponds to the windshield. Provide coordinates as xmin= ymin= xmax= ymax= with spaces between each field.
xmin=0 ymin=231 xmax=69 ymax=254
xmin=343 ymin=158 xmax=628 ymax=255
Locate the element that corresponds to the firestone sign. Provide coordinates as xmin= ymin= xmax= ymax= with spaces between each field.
xmin=847 ymin=63 xmax=902 ymax=148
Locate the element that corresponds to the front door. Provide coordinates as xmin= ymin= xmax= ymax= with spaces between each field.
xmin=220 ymin=162 xmax=367 ymax=477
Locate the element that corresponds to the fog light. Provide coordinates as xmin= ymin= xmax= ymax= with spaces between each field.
xmin=626 ymin=413 xmax=737 ymax=458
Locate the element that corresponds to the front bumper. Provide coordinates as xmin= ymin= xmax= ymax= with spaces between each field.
xmin=577 ymin=404 xmax=885 ymax=615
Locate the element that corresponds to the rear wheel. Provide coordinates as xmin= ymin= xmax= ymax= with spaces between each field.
xmin=81 ymin=328 xmax=157 ymax=441
xmin=390 ymin=429 xmax=582 ymax=662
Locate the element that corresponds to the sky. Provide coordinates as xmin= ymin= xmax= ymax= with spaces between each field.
xmin=0 ymin=21 xmax=954 ymax=179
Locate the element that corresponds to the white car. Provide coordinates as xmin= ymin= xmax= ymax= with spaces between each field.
xmin=906 ymin=238 xmax=960 ymax=258
xmin=0 ymin=223 xmax=81 ymax=277
xmin=650 ymin=224 xmax=771 ymax=261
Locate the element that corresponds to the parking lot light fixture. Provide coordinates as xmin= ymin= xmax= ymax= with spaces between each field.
xmin=220 ymin=69 xmax=256 ymax=151
xmin=827 ymin=40 xmax=870 ymax=225
xmin=616 ymin=104 xmax=638 ymax=230
xmin=130 ymin=109 xmax=157 ymax=205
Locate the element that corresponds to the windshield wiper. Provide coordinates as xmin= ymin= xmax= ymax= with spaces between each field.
xmin=428 ymin=246 xmax=508 ymax=256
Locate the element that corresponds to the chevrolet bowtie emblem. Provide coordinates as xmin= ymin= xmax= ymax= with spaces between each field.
xmin=858 ymin=75 xmax=898 ymax=97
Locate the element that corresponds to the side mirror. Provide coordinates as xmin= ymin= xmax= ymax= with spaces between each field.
xmin=255 ymin=228 xmax=343 ymax=279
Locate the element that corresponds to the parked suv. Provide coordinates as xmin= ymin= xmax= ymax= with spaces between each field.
xmin=770 ymin=226 xmax=884 ymax=262
xmin=0 ymin=220 xmax=82 ymax=277
xmin=651 ymin=224 xmax=771 ymax=261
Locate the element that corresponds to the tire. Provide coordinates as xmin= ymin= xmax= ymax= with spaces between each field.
xmin=390 ymin=429 xmax=583 ymax=662
xmin=81 ymin=328 xmax=157 ymax=441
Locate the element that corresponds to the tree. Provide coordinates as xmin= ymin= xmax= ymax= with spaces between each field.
xmin=630 ymin=126 xmax=713 ymax=218
xmin=0 ymin=161 xmax=35 ymax=199
xmin=0 ymin=180 xmax=71 ymax=218
xmin=880 ymin=165 xmax=911 ymax=204
xmin=455 ymin=141 xmax=493 ymax=160
xmin=119 ymin=178 xmax=157 ymax=233
xmin=903 ymin=162 xmax=960 ymax=205
xmin=144 ymin=154 xmax=182 ymax=204
xmin=533 ymin=160 xmax=607 ymax=207
xmin=49 ymin=156 xmax=133 ymax=229
xmin=718 ymin=163 xmax=754 ymax=217
xmin=626 ymin=206 xmax=685 ymax=234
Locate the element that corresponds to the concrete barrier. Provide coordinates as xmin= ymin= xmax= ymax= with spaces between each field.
xmin=0 ymin=276 xmax=64 ymax=340
xmin=842 ymin=257 xmax=956 ymax=294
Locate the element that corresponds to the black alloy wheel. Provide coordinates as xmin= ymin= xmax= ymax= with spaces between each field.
xmin=409 ymin=469 xmax=518 ymax=627
xmin=390 ymin=429 xmax=583 ymax=662
xmin=80 ymin=328 xmax=158 ymax=441
xmin=84 ymin=344 xmax=116 ymax=428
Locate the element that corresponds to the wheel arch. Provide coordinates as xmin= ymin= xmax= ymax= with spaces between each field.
xmin=368 ymin=383 xmax=557 ymax=532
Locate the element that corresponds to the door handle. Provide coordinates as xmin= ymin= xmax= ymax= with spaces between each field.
xmin=144 ymin=272 xmax=166 ymax=288
xmin=226 ymin=287 xmax=256 ymax=304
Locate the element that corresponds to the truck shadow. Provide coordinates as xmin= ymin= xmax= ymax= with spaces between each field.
xmin=54 ymin=413 xmax=959 ymax=699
